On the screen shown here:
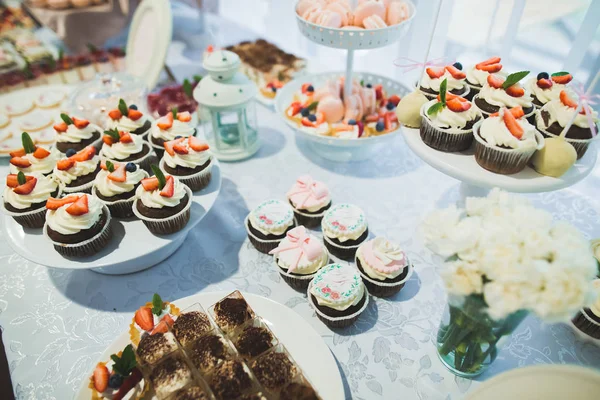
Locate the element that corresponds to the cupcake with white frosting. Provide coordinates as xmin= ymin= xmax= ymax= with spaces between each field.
xmin=53 ymin=114 xmax=102 ymax=154
xmin=269 ymin=226 xmax=329 ymax=289
xmin=92 ymin=160 xmax=149 ymax=218
xmin=473 ymin=106 xmax=544 ymax=174
xmin=132 ymin=166 xmax=192 ymax=235
xmin=527 ymin=71 xmax=573 ymax=108
xmin=418 ymin=63 xmax=469 ymax=100
xmin=100 ymin=128 xmax=156 ymax=173
xmin=307 ymin=263 xmax=369 ymax=328
xmin=2 ymin=172 xmax=59 ymax=228
xmin=43 ymin=192 xmax=112 ymax=257
xmin=246 ymin=199 xmax=297 ymax=254
xmin=53 ymin=146 xmax=100 ymax=194
xmin=464 ymin=56 xmax=504 ymax=100
xmin=159 ymin=136 xmax=212 ymax=192
xmin=473 ymin=71 xmax=535 ymax=121
xmin=9 ymin=132 xmax=58 ymax=176
xmin=150 ymin=110 xmax=196 ymax=157
xmin=355 ymin=237 xmax=413 ymax=298
xmin=106 ymin=99 xmax=152 ymax=137
xmin=321 ymin=203 xmax=368 ymax=261
xmin=286 ymin=175 xmax=332 ymax=228
xmin=572 ymin=279 xmax=600 ymax=340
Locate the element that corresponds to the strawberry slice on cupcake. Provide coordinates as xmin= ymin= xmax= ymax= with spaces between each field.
xmin=419 ymin=62 xmax=469 ymax=100
xmin=160 ymin=135 xmax=213 ymax=192
xmin=52 ymin=145 xmax=100 ymax=194
xmin=9 ymin=132 xmax=58 ymax=176
xmin=150 ymin=108 xmax=197 ymax=157
xmin=53 ymin=113 xmax=102 ymax=154
xmin=473 ymin=71 xmax=535 ymax=121
xmin=100 ymin=128 xmax=156 ymax=173
xmin=528 ymin=71 xmax=574 ymax=108
xmin=107 ymin=98 xmax=151 ymax=136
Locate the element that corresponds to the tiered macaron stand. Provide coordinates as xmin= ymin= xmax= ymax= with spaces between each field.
xmin=274 ymin=0 xmax=416 ymax=162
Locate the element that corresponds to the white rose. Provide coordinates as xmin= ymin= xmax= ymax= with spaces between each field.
xmin=484 ymin=281 xmax=531 ymax=320
xmin=531 ymin=272 xmax=591 ymax=322
xmin=478 ymin=242 xmax=523 ymax=283
xmin=519 ymin=227 xmax=554 ymax=261
xmin=440 ymin=259 xmax=483 ymax=296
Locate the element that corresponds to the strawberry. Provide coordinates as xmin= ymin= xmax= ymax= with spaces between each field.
xmin=189 ymin=136 xmax=209 ymax=152
xmin=301 ymin=83 xmax=312 ymax=94
xmin=9 ymin=148 xmax=26 ymax=157
xmin=173 ymin=143 xmax=188 ymax=154
xmin=53 ymin=122 xmax=68 ymax=132
xmin=72 ymin=117 xmax=90 ymax=129
xmin=389 ymin=112 xmax=398 ymax=122
xmin=510 ymin=106 xmax=525 ymax=119
xmin=426 ymin=67 xmax=445 ymax=79
xmin=100 ymin=160 xmax=119 ymax=170
xmin=503 ymin=108 xmax=524 ymax=139
xmin=505 ymin=84 xmax=525 ymax=98
xmin=56 ymin=158 xmax=75 ymax=171
xmin=33 ymin=147 xmax=50 ymax=159
xmin=92 ymin=363 xmax=109 ymax=393
xmin=176 ymin=111 xmax=191 ymax=122
xmin=447 ymin=98 xmax=472 ymax=112
xmin=118 ymin=131 xmax=133 ymax=144
xmin=374 ymin=84 xmax=384 ymax=100
xmin=10 ymin=157 xmax=31 ymax=168
xmin=6 ymin=174 xmax=33 ymax=188
xmin=72 ymin=146 xmax=96 ymax=162
xmin=551 ymin=74 xmax=572 ymax=85
xmin=559 ymin=90 xmax=578 ymax=108
xmin=66 ymin=195 xmax=89 ymax=216
xmin=163 ymin=137 xmax=183 ymax=156
xmin=268 ymin=80 xmax=284 ymax=89
xmin=387 ymin=95 xmax=401 ymax=106
xmin=476 ymin=56 xmax=501 ymax=69
xmin=446 ymin=65 xmax=466 ymax=79
xmin=160 ymin=176 xmax=175 ymax=197
xmin=46 ymin=196 xmax=78 ymax=210
xmin=113 ymin=368 xmax=142 ymax=400
xmin=151 ymin=314 xmax=174 ymax=335
xmin=537 ymin=78 xmax=553 ymax=89
xmin=127 ymin=109 xmax=143 ymax=121
xmin=102 ymin=135 xmax=115 ymax=145
xmin=141 ymin=177 xmax=159 ymax=191
xmin=108 ymin=109 xmax=122 ymax=120
xmin=156 ymin=114 xmax=173 ymax=130
xmin=384 ymin=112 xmax=393 ymax=130
xmin=134 ymin=306 xmax=154 ymax=331
xmin=478 ymin=63 xmax=502 ymax=73
xmin=108 ymin=164 xmax=126 ymax=182
xmin=365 ymin=114 xmax=380 ymax=123
xmin=487 ymin=74 xmax=505 ymax=89
xmin=13 ymin=177 xmax=37 ymax=195
xmin=288 ymin=101 xmax=303 ymax=116
xmin=301 ymin=118 xmax=315 ymax=127
xmin=357 ymin=121 xmax=364 ymax=137
xmin=437 ymin=92 xmax=459 ymax=102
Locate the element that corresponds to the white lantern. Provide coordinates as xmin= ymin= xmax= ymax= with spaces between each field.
xmin=194 ymin=50 xmax=260 ymax=161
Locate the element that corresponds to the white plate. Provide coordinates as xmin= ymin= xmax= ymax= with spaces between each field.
xmin=275 ymin=71 xmax=412 ymax=162
xmin=2 ymin=162 xmax=221 ymax=275
xmin=466 ymin=364 xmax=600 ymax=400
xmin=0 ymin=84 xmax=74 ymax=156
xmin=402 ymin=127 xmax=597 ymax=193
xmin=75 ymin=291 xmax=345 ymax=400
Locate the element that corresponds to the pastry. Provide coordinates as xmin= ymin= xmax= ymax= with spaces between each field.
xmin=250 ymin=349 xmax=299 ymax=392
xmin=531 ymin=136 xmax=577 ymax=178
xmin=9 ymin=132 xmax=58 ymax=176
xmin=130 ymin=293 xmax=180 ymax=346
xmin=362 ymin=14 xmax=387 ymax=29
xmin=149 ymin=354 xmax=194 ymax=399
xmin=18 ymin=110 xmax=53 ymax=132
xmin=307 ymin=263 xmax=369 ymax=328
xmin=280 ymin=379 xmax=320 ymax=400
xmin=321 ymin=203 xmax=368 ymax=260
xmin=473 ymin=71 xmax=535 ymax=120
xmin=160 ymin=136 xmax=213 ymax=192
xmin=2 ymin=172 xmax=59 ymax=228
xmin=535 ymin=90 xmax=598 ymax=159
xmin=210 ymin=291 xmax=255 ymax=334
xmin=92 ymin=160 xmax=148 ymax=218
xmin=89 ymin=345 xmax=146 ymax=400
xmin=386 ymin=0 xmax=410 ymax=25
xmin=395 ymin=90 xmax=428 ymax=128
xmin=53 ymin=146 xmax=100 ymax=194
xmin=171 ymin=310 xmax=212 ymax=347
xmin=132 ymin=166 xmax=192 ymax=235
xmin=34 ymin=90 xmax=66 ymax=109
xmin=0 ymin=112 xmax=9 ymax=129
xmin=2 ymin=98 xmax=33 ymax=116
xmin=173 ymin=386 xmax=210 ymax=400
xmin=233 ymin=322 xmax=276 ymax=359
xmin=53 ymin=114 xmax=102 ymax=153
xmin=464 ymin=57 xmax=503 ymax=100
xmin=286 ymin=175 xmax=331 ymax=227
xmin=136 ymin=332 xmax=178 ymax=366
xmin=208 ymin=360 xmax=253 ymax=400
xmin=269 ymin=226 xmax=329 ymax=289
xmin=60 ymin=55 xmax=80 ymax=84
xmin=46 ymin=0 xmax=70 ymax=9
xmin=246 ymin=199 xmax=297 ymax=254
xmin=527 ymin=71 xmax=572 ymax=108
xmin=43 ymin=193 xmax=112 ymax=257
xmin=353 ymin=0 xmax=385 ymax=27
xmin=91 ymin=49 xmax=113 ymax=74
xmin=108 ymin=47 xmax=126 ymax=72
xmin=100 ymin=128 xmax=156 ymax=173
xmin=419 ymin=82 xmax=482 ymax=152
xmin=186 ymin=333 xmax=232 ymax=373
xmin=572 ymin=279 xmax=600 ymax=339
xmin=355 ymin=237 xmax=413 ymax=297
xmin=150 ymin=110 xmax=196 ymax=157
xmin=106 ymin=99 xmax=152 ymax=137
xmin=72 ymin=0 xmax=92 ymax=8
xmin=419 ymin=63 xmax=469 ymax=100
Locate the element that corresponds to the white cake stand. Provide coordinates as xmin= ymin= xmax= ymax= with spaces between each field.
xmin=402 ymin=126 xmax=597 ymax=198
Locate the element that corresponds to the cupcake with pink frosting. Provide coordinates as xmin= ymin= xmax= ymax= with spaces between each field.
xmin=355 ymin=237 xmax=413 ymax=297
xmin=286 ymin=175 xmax=332 ymax=228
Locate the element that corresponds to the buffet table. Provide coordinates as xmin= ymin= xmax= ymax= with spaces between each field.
xmin=2 ymin=10 xmax=600 ymax=400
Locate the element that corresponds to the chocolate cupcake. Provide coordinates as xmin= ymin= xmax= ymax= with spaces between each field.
xmin=418 ymin=64 xmax=469 ymax=100
xmin=53 ymin=146 xmax=100 ymax=194
xmin=106 ymin=98 xmax=152 ymax=137
xmin=535 ymin=90 xmax=598 ymax=159
xmin=172 ymin=310 xmax=212 ymax=347
xmin=269 ymin=226 xmax=329 ymax=289
xmin=527 ymin=72 xmax=573 ymax=108
xmin=464 ymin=57 xmax=504 ymax=101
xmin=307 ymin=263 xmax=369 ymax=328
xmin=246 ymin=199 xmax=296 ymax=254
xmin=92 ymin=161 xmax=148 ymax=218
xmin=250 ymin=348 xmax=298 ymax=393
xmin=572 ymin=279 xmax=600 ymax=340
xmin=150 ymin=110 xmax=196 ymax=158
xmin=136 ymin=331 xmax=179 ymax=365
xmin=187 ymin=333 xmax=233 ymax=373
xmin=149 ymin=355 xmax=195 ymax=399
xmin=321 ymin=203 xmax=368 ymax=260
xmin=173 ymin=386 xmax=210 ymax=400
xmin=233 ymin=320 xmax=277 ymax=359
xmin=43 ymin=193 xmax=112 ymax=257
xmin=286 ymin=175 xmax=332 ymax=228
xmin=8 ymin=133 xmax=58 ymax=177
xmin=473 ymin=107 xmax=544 ymax=175
xmin=99 ymin=128 xmax=156 ymax=173
xmin=53 ymin=114 xmax=102 ymax=153
xmin=132 ymin=167 xmax=192 ymax=235
xmin=159 ymin=136 xmax=213 ymax=192
xmin=355 ymin=237 xmax=413 ymax=298
xmin=2 ymin=172 xmax=59 ymax=228
xmin=210 ymin=291 xmax=255 ymax=334
xmin=473 ymin=71 xmax=535 ymax=121
xmin=209 ymin=360 xmax=254 ymax=400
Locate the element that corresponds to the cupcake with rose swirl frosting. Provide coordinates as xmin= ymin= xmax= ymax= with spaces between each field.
xmin=92 ymin=160 xmax=149 ymax=218
xmin=100 ymin=128 xmax=156 ymax=173
xmin=150 ymin=110 xmax=196 ymax=157
xmin=2 ymin=172 xmax=59 ymax=228
xmin=246 ymin=199 xmax=297 ymax=254
xmin=355 ymin=237 xmax=413 ymax=297
xmin=159 ymin=136 xmax=212 ymax=192
xmin=286 ymin=175 xmax=332 ymax=228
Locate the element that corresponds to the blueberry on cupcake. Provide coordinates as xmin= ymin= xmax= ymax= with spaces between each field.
xmin=527 ymin=71 xmax=572 ymax=108
xmin=106 ymin=98 xmax=152 ymax=137
xmin=100 ymin=128 xmax=156 ymax=173
xmin=321 ymin=203 xmax=368 ymax=260
xmin=92 ymin=161 xmax=148 ymax=218
xmin=246 ymin=199 xmax=296 ymax=254
xmin=160 ymin=136 xmax=213 ymax=192
xmin=150 ymin=109 xmax=196 ymax=157
xmin=572 ymin=279 xmax=600 ymax=340
xmin=2 ymin=171 xmax=59 ymax=228
xmin=286 ymin=175 xmax=332 ymax=228
xmin=53 ymin=146 xmax=100 ymax=194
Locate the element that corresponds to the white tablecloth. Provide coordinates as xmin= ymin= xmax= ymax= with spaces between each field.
xmin=2 ymin=8 xmax=600 ymax=400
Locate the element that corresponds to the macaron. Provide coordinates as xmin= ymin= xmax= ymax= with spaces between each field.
xmin=386 ymin=1 xmax=410 ymax=25
xmin=326 ymin=2 xmax=353 ymax=26
xmin=314 ymin=80 xmax=342 ymax=101
xmin=344 ymin=94 xmax=365 ymax=122
xmin=297 ymin=0 xmax=324 ymax=16
xmin=360 ymin=87 xmax=377 ymax=116
xmin=353 ymin=0 xmax=386 ymax=27
xmin=317 ymin=10 xmax=343 ymax=28
xmin=302 ymin=4 xmax=324 ymax=23
xmin=317 ymin=95 xmax=345 ymax=123
xmin=363 ymin=14 xmax=387 ymax=29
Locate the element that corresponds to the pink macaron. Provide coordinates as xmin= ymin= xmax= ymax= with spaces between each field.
xmin=314 ymin=80 xmax=342 ymax=101
xmin=359 ymin=0 xmax=390 ymax=5
xmin=360 ymin=86 xmax=377 ymax=115
xmin=386 ymin=1 xmax=410 ymax=25
xmin=317 ymin=95 xmax=345 ymax=123
xmin=344 ymin=94 xmax=365 ymax=122
xmin=325 ymin=2 xmax=353 ymax=26
xmin=317 ymin=10 xmax=343 ymax=28
xmin=363 ymin=14 xmax=387 ymax=29
xmin=302 ymin=4 xmax=324 ymax=23
xmin=353 ymin=0 xmax=386 ymax=26
xmin=297 ymin=0 xmax=323 ymax=16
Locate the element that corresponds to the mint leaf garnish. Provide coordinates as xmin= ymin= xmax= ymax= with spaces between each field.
xmin=17 ymin=171 xmax=26 ymax=185
xmin=551 ymin=71 xmax=570 ymax=77
xmin=60 ymin=113 xmax=73 ymax=125
xmin=427 ymin=102 xmax=444 ymax=115
xmin=151 ymin=166 xmax=166 ymax=190
xmin=440 ymin=78 xmax=447 ymax=105
xmin=106 ymin=160 xmax=115 ymax=172
xmin=183 ymin=79 xmax=193 ymax=98
xmin=502 ymin=71 xmax=530 ymax=89
xmin=110 ymin=345 xmax=137 ymax=377
xmin=307 ymin=101 xmax=319 ymax=111
xmin=151 ymin=293 xmax=164 ymax=315
xmin=104 ymin=128 xmax=121 ymax=142
xmin=118 ymin=99 xmax=129 ymax=116
xmin=21 ymin=132 xmax=35 ymax=154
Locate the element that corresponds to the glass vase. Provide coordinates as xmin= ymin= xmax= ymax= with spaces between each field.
xmin=436 ymin=295 xmax=528 ymax=378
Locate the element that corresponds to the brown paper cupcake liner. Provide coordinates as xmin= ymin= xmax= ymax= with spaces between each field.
xmin=473 ymin=94 xmax=536 ymax=121
xmin=91 ymin=186 xmax=140 ymax=219
xmin=356 ymin=260 xmax=414 ymax=298
xmin=572 ymin=309 xmax=600 ymax=340
xmin=43 ymin=205 xmax=112 ymax=257
xmin=465 ymin=83 xmax=480 ymax=101
xmin=534 ymin=111 xmax=596 ymax=160
xmin=307 ymin=281 xmax=369 ymax=328
xmin=1 ymin=187 xmax=62 ymax=229
xmin=131 ymin=186 xmax=193 ymax=235
xmin=244 ymin=215 xmax=297 ymax=254
xmin=323 ymin=234 xmax=365 ymax=261
xmin=159 ymin=158 xmax=212 ymax=192
xmin=292 ymin=207 xmax=326 ymax=229
xmin=419 ymin=104 xmax=475 ymax=152
xmin=273 ymin=250 xmax=330 ymax=290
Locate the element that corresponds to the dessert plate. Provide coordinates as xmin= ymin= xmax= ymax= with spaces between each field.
xmin=275 ymin=71 xmax=412 ymax=162
xmin=402 ymin=127 xmax=597 ymax=193
xmin=1 ymin=162 xmax=221 ymax=275
xmin=75 ymin=291 xmax=345 ymax=400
